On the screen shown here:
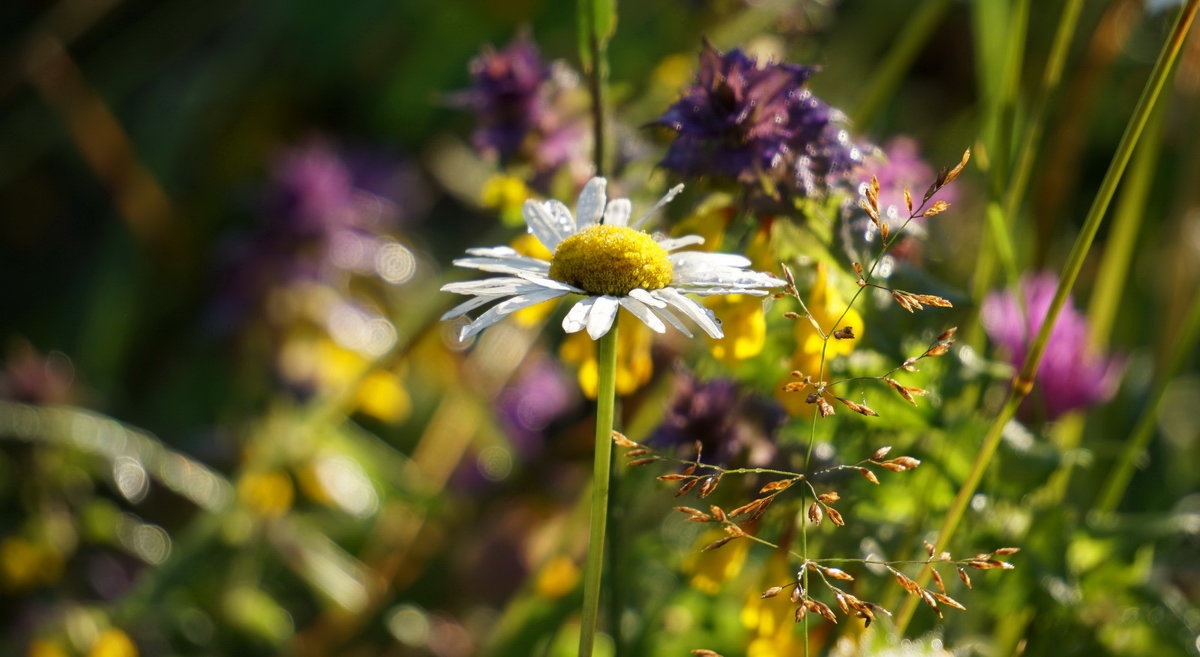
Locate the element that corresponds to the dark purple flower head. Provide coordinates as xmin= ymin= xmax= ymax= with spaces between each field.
xmin=495 ymin=356 xmax=579 ymax=453
xmin=866 ymin=137 xmax=958 ymax=215
xmin=842 ymin=137 xmax=957 ymax=263
xmin=462 ymin=35 xmax=550 ymax=163
xmin=210 ymin=138 xmax=424 ymax=332
xmin=650 ymin=369 xmax=784 ymax=466
xmin=982 ymin=273 xmax=1124 ymax=420
xmin=654 ymin=41 xmax=870 ymax=195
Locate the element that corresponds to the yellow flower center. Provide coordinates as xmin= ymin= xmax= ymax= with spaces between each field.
xmin=549 ymin=225 xmax=673 ymax=296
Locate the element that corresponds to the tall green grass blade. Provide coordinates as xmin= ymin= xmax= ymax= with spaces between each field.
xmin=895 ymin=0 xmax=1200 ymax=633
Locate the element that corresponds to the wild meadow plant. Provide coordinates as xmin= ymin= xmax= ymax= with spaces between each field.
xmin=448 ymin=1 xmax=1200 ymax=655
xmin=3 ymin=1 xmax=1198 ymax=656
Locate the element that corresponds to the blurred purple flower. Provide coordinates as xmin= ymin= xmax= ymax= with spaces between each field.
xmin=0 ymin=340 xmax=75 ymax=404
xmin=211 ymin=138 xmax=426 ymax=331
xmin=650 ymin=369 xmax=784 ymax=466
xmin=462 ymin=34 xmax=549 ymax=162
xmin=866 ymin=137 xmax=957 ymax=219
xmin=457 ymin=34 xmax=589 ymax=176
xmin=842 ymin=137 xmax=958 ymax=265
xmin=495 ymin=356 xmax=579 ymax=454
xmin=982 ymin=273 xmax=1124 ymax=420
xmin=653 ymin=41 xmax=871 ymax=196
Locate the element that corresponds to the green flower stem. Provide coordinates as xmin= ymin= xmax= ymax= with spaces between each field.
xmin=1001 ymin=0 xmax=1084 ymax=224
xmin=894 ymin=0 xmax=1199 ymax=634
xmin=1095 ymin=293 xmax=1200 ymax=514
xmin=578 ymin=324 xmax=618 ymax=657
xmin=851 ymin=0 xmax=953 ymax=128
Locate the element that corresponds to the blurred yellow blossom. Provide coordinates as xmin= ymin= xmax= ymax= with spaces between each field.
xmin=741 ymin=551 xmax=802 ymax=657
xmin=27 ymin=638 xmax=69 ymax=657
xmin=779 ymin=262 xmax=863 ymax=416
xmin=560 ymin=312 xmax=653 ymax=398
xmin=672 ymin=194 xmax=736 ymax=251
xmin=281 ymin=337 xmax=410 ymax=424
xmin=237 ymin=470 xmax=294 ymax=517
xmin=706 ymin=295 xmax=767 ymax=364
xmin=481 ymin=174 xmax=531 ymax=227
xmin=1 ymin=536 xmax=62 ymax=590
xmin=356 ymin=369 xmax=411 ymax=424
xmin=87 ymin=629 xmax=137 ymax=657
xmin=653 ymin=53 xmax=694 ymax=92
xmin=683 ymin=529 xmax=750 ymax=595
xmin=535 ymin=555 xmax=581 ymax=599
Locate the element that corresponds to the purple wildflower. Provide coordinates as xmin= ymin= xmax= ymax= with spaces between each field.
xmin=843 ymin=137 xmax=958 ymax=265
xmin=211 ymin=138 xmax=423 ymax=332
xmin=653 ymin=41 xmax=870 ymax=195
xmin=866 ymin=137 xmax=957 ymax=221
xmin=495 ymin=356 xmax=579 ymax=454
xmin=462 ymin=34 xmax=549 ymax=162
xmin=650 ymin=369 xmax=784 ymax=466
xmin=458 ymin=34 xmax=589 ymax=176
xmin=981 ymin=273 xmax=1124 ymax=420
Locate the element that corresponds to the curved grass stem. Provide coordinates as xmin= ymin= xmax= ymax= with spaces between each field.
xmin=894 ymin=0 xmax=1200 ymax=633
xmin=578 ymin=325 xmax=618 ymax=657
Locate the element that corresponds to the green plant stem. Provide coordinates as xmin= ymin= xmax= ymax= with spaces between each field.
xmin=894 ymin=0 xmax=1199 ymax=633
xmin=851 ymin=0 xmax=953 ymax=128
xmin=1095 ymin=292 xmax=1200 ymax=514
xmin=578 ymin=325 xmax=618 ymax=657
xmin=1001 ymin=0 xmax=1085 ymax=225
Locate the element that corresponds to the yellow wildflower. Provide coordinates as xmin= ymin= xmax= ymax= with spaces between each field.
xmin=683 ymin=529 xmax=751 ymax=594
xmin=741 ymin=551 xmax=802 ymax=657
xmin=237 ymin=470 xmax=294 ymax=517
xmin=706 ymin=295 xmax=767 ymax=364
xmin=779 ymin=262 xmax=863 ymax=416
xmin=560 ymin=312 xmax=653 ymax=398
xmin=481 ymin=174 xmax=531 ymax=228
xmin=27 ymin=638 xmax=69 ymax=657
xmin=281 ymin=337 xmax=410 ymax=424
xmin=535 ymin=555 xmax=581 ymax=599
xmin=672 ymin=194 xmax=736 ymax=251
xmin=87 ymin=629 xmax=138 ymax=657
xmin=0 ymin=537 xmax=61 ymax=590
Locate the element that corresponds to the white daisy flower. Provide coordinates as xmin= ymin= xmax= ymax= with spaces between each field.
xmin=442 ymin=177 xmax=785 ymax=341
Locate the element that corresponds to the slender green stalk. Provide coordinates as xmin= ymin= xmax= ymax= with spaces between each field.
xmin=1002 ymin=0 xmax=1085 ymax=224
xmin=1095 ymin=293 xmax=1200 ymax=514
xmin=851 ymin=0 xmax=953 ymax=128
xmin=895 ymin=0 xmax=1199 ymax=633
xmin=578 ymin=326 xmax=618 ymax=657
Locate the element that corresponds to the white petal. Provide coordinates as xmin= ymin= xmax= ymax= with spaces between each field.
xmin=452 ymin=257 xmax=549 ymax=276
xmin=442 ymin=277 xmax=536 ymax=295
xmin=669 ymin=251 xmax=751 ymax=269
xmin=544 ymin=200 xmax=577 ymax=237
xmin=513 ymin=271 xmax=584 ymax=293
xmin=654 ymin=287 xmax=723 ymax=338
xmin=681 ymin=287 xmax=772 ymax=296
xmin=441 ymin=294 xmax=496 ymax=321
xmin=619 ymin=297 xmax=665 ymax=333
xmin=587 ymin=295 xmax=619 ymax=339
xmin=523 ymin=200 xmax=571 ymax=251
xmin=631 ymin=183 xmax=684 ymax=229
xmin=650 ymin=304 xmax=693 ymax=337
xmin=575 ymin=178 xmax=608 ymax=229
xmin=562 ymin=297 xmax=596 ymax=333
xmin=673 ymin=269 xmax=783 ymax=289
xmin=602 ymin=198 xmax=631 ymax=227
xmin=656 ymin=235 xmax=705 ymax=251
xmin=465 ymin=246 xmax=519 ymax=257
xmin=460 ymin=290 xmax=566 ymax=340
xmin=627 ymin=288 xmax=666 ymax=308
